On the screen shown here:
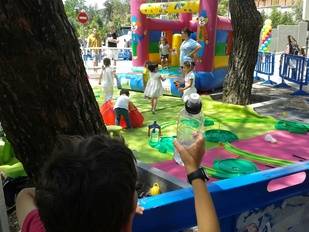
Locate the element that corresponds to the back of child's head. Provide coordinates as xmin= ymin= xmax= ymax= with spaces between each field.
xmin=36 ymin=135 xmax=137 ymax=232
xmin=147 ymin=63 xmax=159 ymax=72
xmin=120 ymin=89 xmax=130 ymax=96
xmin=103 ymin=57 xmax=111 ymax=67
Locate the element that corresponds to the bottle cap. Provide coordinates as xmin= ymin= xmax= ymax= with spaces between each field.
xmin=185 ymin=93 xmax=202 ymax=114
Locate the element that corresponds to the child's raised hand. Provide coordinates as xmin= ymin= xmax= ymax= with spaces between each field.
xmin=173 ymin=132 xmax=205 ymax=174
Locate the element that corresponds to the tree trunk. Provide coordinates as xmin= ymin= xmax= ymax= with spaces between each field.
xmin=0 ymin=0 xmax=106 ymax=181
xmin=222 ymin=0 xmax=263 ymax=105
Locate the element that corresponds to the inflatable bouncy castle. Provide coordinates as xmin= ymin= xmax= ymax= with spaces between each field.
xmin=117 ymin=0 xmax=233 ymax=96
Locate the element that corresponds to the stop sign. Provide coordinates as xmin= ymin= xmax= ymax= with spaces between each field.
xmin=77 ymin=12 xmax=88 ymax=24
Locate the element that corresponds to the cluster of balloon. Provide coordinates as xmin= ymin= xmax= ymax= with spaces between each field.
xmin=260 ymin=19 xmax=272 ymax=52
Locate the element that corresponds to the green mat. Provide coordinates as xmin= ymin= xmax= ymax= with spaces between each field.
xmin=107 ymin=93 xmax=277 ymax=164
xmin=92 ymin=87 xmax=278 ymax=163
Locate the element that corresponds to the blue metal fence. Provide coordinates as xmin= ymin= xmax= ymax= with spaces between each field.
xmin=278 ymin=53 xmax=309 ymax=95
xmin=254 ymin=52 xmax=276 ymax=85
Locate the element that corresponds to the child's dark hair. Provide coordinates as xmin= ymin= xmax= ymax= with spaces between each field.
xmin=120 ymin=89 xmax=130 ymax=96
xmin=36 ymin=135 xmax=137 ymax=232
xmin=160 ymin=37 xmax=168 ymax=44
xmin=103 ymin=57 xmax=111 ymax=67
xmin=183 ymin=60 xmax=195 ymax=69
xmin=144 ymin=61 xmax=150 ymax=68
xmin=181 ymin=27 xmax=192 ymax=36
xmin=147 ymin=63 xmax=159 ymax=72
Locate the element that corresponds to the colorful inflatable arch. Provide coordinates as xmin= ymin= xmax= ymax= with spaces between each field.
xmin=117 ymin=0 xmax=233 ymax=95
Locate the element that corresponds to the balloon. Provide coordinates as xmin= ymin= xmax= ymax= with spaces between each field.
xmin=260 ymin=18 xmax=272 ymax=51
xmin=265 ymin=19 xmax=272 ymax=26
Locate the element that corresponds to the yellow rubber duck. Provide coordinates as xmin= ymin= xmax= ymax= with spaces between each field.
xmin=149 ymin=183 xmax=160 ymax=196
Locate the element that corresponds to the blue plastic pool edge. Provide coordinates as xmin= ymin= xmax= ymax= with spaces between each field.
xmin=133 ymin=161 xmax=309 ymax=231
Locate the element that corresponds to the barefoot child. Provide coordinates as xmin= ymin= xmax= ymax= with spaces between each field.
xmin=144 ymin=63 xmax=165 ymax=114
xmin=159 ymin=37 xmax=170 ymax=69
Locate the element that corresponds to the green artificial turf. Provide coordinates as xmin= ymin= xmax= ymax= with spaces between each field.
xmin=93 ymin=87 xmax=277 ymax=164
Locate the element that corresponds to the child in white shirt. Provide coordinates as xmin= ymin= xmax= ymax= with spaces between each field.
xmin=159 ymin=37 xmax=170 ymax=69
xmin=99 ymin=58 xmax=114 ymax=103
xmin=114 ymin=89 xmax=131 ymax=128
xmin=178 ymin=61 xmax=197 ymax=102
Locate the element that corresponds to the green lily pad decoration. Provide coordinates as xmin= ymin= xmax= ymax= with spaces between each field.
xmin=204 ymin=129 xmax=239 ymax=143
xmin=275 ymin=120 xmax=308 ymax=134
xmin=213 ymin=158 xmax=258 ymax=179
xmin=204 ymin=118 xmax=215 ymax=127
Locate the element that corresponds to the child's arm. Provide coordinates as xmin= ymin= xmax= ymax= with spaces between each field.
xmin=179 ymin=79 xmax=193 ymax=93
xmin=174 ymin=133 xmax=220 ymax=232
xmin=16 ymin=188 xmax=37 ymax=227
xmin=98 ymin=66 xmax=104 ymax=85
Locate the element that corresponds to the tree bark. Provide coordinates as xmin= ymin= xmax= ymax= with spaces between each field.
xmin=222 ymin=0 xmax=263 ymax=105
xmin=0 ymin=0 xmax=106 ymax=180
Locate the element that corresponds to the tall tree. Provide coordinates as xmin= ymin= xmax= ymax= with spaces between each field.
xmin=0 ymin=0 xmax=106 ymax=181
xmin=293 ymin=0 xmax=303 ymax=23
xmin=222 ymin=0 xmax=263 ymax=105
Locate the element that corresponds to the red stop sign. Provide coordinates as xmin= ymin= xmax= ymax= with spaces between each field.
xmin=77 ymin=12 xmax=88 ymax=24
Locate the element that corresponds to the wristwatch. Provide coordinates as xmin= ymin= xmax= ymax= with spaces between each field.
xmin=187 ymin=168 xmax=209 ymax=184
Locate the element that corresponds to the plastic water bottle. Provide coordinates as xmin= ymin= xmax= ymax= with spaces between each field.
xmin=148 ymin=121 xmax=161 ymax=146
xmin=150 ymin=128 xmax=159 ymax=144
xmin=174 ymin=93 xmax=204 ymax=165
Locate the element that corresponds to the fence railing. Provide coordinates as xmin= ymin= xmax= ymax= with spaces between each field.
xmin=254 ymin=52 xmax=309 ymax=95
xmin=278 ymin=53 xmax=309 ymax=95
xmin=82 ymin=46 xmax=132 ymax=64
xmin=254 ymin=52 xmax=276 ymax=85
